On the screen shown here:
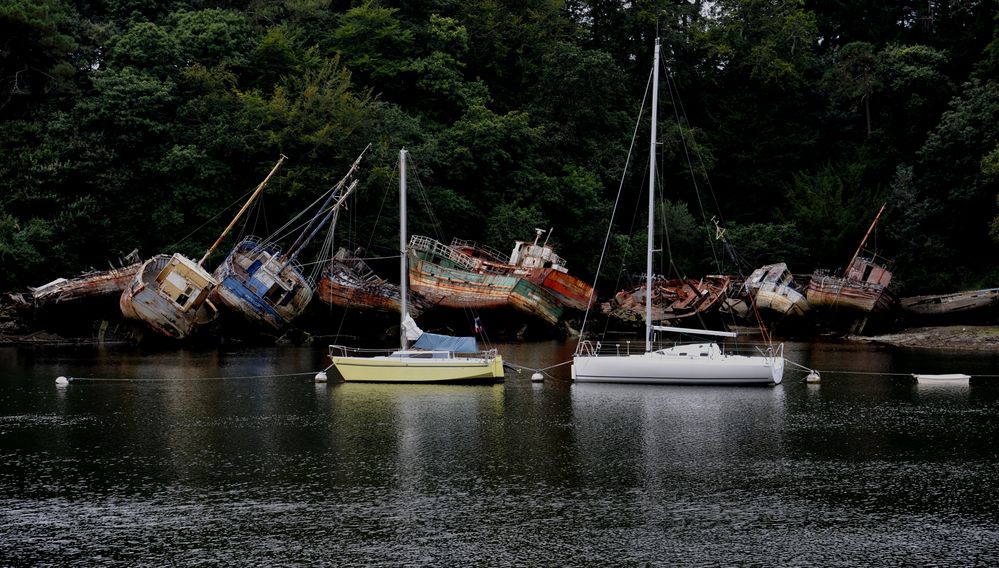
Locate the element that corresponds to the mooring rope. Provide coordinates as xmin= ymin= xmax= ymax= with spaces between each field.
xmin=56 ymin=372 xmax=318 ymax=384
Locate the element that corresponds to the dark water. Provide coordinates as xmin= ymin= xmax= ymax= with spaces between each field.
xmin=2 ymin=340 xmax=998 ymax=565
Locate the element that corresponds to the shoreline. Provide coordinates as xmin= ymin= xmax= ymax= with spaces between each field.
xmin=850 ymin=325 xmax=999 ymax=351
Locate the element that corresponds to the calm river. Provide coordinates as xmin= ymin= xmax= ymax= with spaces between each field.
xmin=1 ymin=340 xmax=998 ymax=565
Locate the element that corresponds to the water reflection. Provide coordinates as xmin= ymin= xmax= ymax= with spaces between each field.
xmin=1 ymin=341 xmax=998 ymax=564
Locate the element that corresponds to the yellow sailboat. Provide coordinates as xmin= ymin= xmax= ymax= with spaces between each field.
xmin=328 ymin=149 xmax=504 ymax=383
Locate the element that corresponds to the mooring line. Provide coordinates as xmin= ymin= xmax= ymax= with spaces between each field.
xmin=56 ymin=372 xmax=317 ymax=384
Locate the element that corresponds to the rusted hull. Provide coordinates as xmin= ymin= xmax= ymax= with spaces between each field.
xmin=119 ymin=255 xmax=218 ymax=339
xmin=31 ymin=264 xmax=142 ymax=305
xmin=805 ymin=276 xmax=892 ymax=313
xmin=602 ymin=276 xmax=730 ymax=324
xmin=409 ymin=254 xmax=563 ymax=324
xmin=316 ymin=250 xmax=431 ymax=317
xmin=752 ymin=282 xmax=810 ymax=317
xmin=900 ymin=289 xmax=999 ymax=317
xmin=525 ymin=269 xmax=595 ymax=311
xmin=209 ymin=239 xmax=314 ymax=333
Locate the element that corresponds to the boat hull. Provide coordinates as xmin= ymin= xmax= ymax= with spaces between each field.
xmin=409 ymin=253 xmax=563 ymax=324
xmin=571 ymin=345 xmax=783 ymax=385
xmin=119 ymin=254 xmax=218 ymax=339
xmin=211 ymin=239 xmax=314 ymax=333
xmin=330 ymin=353 xmax=504 ymax=383
xmin=526 ymin=269 xmax=595 ymax=311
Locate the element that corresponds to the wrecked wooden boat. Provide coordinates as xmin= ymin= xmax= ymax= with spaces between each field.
xmin=211 ymin=152 xmax=364 ymax=334
xmin=119 ymin=156 xmax=286 ymax=340
xmin=601 ymin=275 xmax=731 ymax=326
xmin=745 ymin=263 xmax=810 ymax=318
xmin=408 ymin=235 xmax=564 ymax=325
xmin=805 ymin=203 xmax=894 ymax=333
xmin=900 ymin=288 xmax=999 ymax=322
xmin=452 ymin=229 xmax=595 ymax=311
xmin=316 ymin=247 xmax=433 ymax=317
xmin=28 ymin=261 xmax=141 ymax=306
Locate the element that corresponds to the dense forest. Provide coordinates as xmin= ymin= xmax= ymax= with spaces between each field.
xmin=2 ymin=0 xmax=998 ymax=296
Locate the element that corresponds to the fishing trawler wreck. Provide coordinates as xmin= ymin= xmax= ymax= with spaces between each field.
xmin=451 ymin=229 xmax=595 ymax=311
xmin=602 ymin=274 xmax=731 ymax=327
xmin=805 ymin=203 xmax=894 ymax=334
xmin=210 ymin=152 xmax=364 ymax=335
xmin=316 ymin=247 xmax=433 ymax=317
xmin=119 ymin=157 xmax=286 ymax=340
xmin=408 ymin=235 xmax=564 ymax=326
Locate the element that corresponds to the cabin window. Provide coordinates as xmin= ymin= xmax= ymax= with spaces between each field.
xmin=862 ymin=264 xmax=874 ymax=282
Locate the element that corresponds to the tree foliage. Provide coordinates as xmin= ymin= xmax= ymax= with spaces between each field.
xmin=1 ymin=0 xmax=998 ymax=296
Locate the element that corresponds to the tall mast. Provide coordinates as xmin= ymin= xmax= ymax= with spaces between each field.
xmin=844 ymin=201 xmax=887 ymax=277
xmin=400 ymin=148 xmax=408 ymax=351
xmin=646 ymin=39 xmax=660 ymax=353
xmin=199 ymin=155 xmax=286 ymax=267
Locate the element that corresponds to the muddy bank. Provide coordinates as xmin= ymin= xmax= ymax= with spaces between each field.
xmin=852 ymin=326 xmax=999 ymax=351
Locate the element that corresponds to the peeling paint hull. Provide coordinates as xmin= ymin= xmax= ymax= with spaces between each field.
xmin=602 ymin=276 xmax=730 ymax=326
xmin=30 ymin=263 xmax=141 ymax=305
xmin=408 ymin=242 xmax=563 ymax=325
xmin=210 ymin=238 xmax=314 ymax=333
xmin=119 ymin=254 xmax=218 ymax=340
xmin=316 ymin=249 xmax=430 ymax=317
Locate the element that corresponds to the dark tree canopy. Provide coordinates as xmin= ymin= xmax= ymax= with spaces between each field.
xmin=1 ymin=0 xmax=997 ymax=295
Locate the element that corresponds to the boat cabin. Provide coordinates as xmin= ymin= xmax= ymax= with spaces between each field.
xmin=155 ymin=254 xmax=215 ymax=311
xmin=845 ymin=256 xmax=892 ymax=287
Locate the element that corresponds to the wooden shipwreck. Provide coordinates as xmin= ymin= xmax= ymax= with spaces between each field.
xmin=900 ymin=288 xmax=999 ymax=323
xmin=316 ymin=247 xmax=432 ymax=317
xmin=451 ymin=229 xmax=595 ymax=311
xmin=27 ymin=261 xmax=141 ymax=306
xmin=745 ymin=263 xmax=810 ymax=318
xmin=407 ymin=235 xmax=564 ymax=325
xmin=805 ymin=203 xmax=894 ymax=333
xmin=211 ymin=151 xmax=364 ymax=335
xmin=601 ymin=274 xmax=731 ymax=326
xmin=119 ymin=157 xmax=286 ymax=340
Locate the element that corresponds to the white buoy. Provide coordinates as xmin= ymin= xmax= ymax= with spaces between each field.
xmin=55 ymin=376 xmax=70 ymax=386
xmin=314 ymin=371 xmax=328 ymax=383
xmin=531 ymin=372 xmax=544 ymax=382
xmin=805 ymin=370 xmax=821 ymax=384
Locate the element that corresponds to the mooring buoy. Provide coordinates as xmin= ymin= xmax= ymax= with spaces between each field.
xmin=805 ymin=370 xmax=821 ymax=384
xmin=55 ymin=376 xmax=70 ymax=386
xmin=531 ymin=372 xmax=544 ymax=382
xmin=314 ymin=371 xmax=328 ymax=383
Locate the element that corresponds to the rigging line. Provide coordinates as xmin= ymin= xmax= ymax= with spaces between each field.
xmin=576 ymin=66 xmax=654 ymax=352
xmin=164 ymin=184 xmax=258 ymax=251
xmin=662 ymin=64 xmax=721 ymax=272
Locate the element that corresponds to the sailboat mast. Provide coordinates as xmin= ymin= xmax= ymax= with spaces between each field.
xmin=646 ymin=39 xmax=660 ymax=353
xmin=198 ymin=155 xmax=287 ymax=267
xmin=844 ymin=201 xmax=887 ymax=277
xmin=400 ymin=148 xmax=408 ymax=351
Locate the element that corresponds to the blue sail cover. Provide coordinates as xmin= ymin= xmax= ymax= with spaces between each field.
xmin=412 ymin=332 xmax=479 ymax=353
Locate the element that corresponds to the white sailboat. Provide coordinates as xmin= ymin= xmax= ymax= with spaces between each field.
xmin=328 ymin=149 xmax=504 ymax=383
xmin=571 ymin=39 xmax=784 ymax=386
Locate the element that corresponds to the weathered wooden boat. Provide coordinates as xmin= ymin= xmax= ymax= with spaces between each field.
xmin=408 ymin=235 xmax=564 ymax=325
xmin=805 ymin=203 xmax=894 ymax=333
xmin=119 ymin=157 xmax=286 ymax=340
xmin=211 ymin=152 xmax=364 ymax=334
xmin=452 ymin=229 xmax=595 ymax=311
xmin=28 ymin=261 xmax=141 ymax=306
xmin=329 ymin=149 xmax=504 ymax=383
xmin=315 ymin=247 xmax=433 ymax=317
xmin=900 ymin=288 xmax=999 ymax=321
xmin=601 ymin=275 xmax=731 ymax=326
xmin=745 ymin=263 xmax=810 ymax=318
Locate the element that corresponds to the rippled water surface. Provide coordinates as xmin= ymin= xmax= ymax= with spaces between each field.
xmin=2 ymin=341 xmax=999 ymax=565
